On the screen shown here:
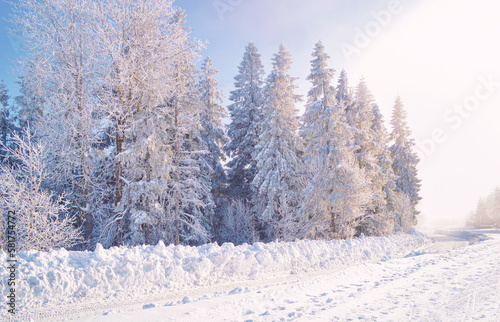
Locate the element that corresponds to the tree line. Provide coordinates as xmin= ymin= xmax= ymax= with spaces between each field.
xmin=467 ymin=187 xmax=500 ymax=228
xmin=0 ymin=0 xmax=421 ymax=251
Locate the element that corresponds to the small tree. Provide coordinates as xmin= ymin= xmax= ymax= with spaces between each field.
xmin=220 ymin=199 xmax=256 ymax=245
xmin=392 ymin=191 xmax=414 ymax=233
xmin=0 ymin=130 xmax=81 ymax=251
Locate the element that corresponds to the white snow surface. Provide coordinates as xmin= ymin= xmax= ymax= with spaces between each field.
xmin=0 ymin=232 xmax=433 ymax=320
xmin=89 ymin=229 xmax=499 ymax=322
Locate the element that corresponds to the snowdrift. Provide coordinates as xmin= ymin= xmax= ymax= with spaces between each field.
xmin=0 ymin=232 xmax=431 ymax=312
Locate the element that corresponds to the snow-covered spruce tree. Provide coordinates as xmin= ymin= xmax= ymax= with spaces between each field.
xmin=225 ymin=42 xmax=265 ymax=203
xmin=336 ymin=69 xmax=354 ymax=115
xmin=300 ymin=41 xmax=337 ymax=164
xmin=0 ymin=130 xmax=81 ymax=251
xmin=109 ymin=9 xmax=210 ymax=246
xmin=163 ymin=88 xmax=212 ymax=246
xmin=0 ymin=80 xmax=17 ymax=166
xmin=300 ymin=42 xmax=371 ymax=240
xmin=362 ymin=105 xmax=396 ymax=236
xmin=14 ymin=77 xmax=44 ymax=134
xmin=198 ymin=57 xmax=229 ymax=241
xmin=116 ymin=105 xmax=173 ymax=246
xmin=389 ymin=96 xmax=421 ymax=228
xmin=251 ymin=44 xmax=303 ymax=242
xmin=349 ymin=79 xmax=392 ymax=236
xmin=349 ymin=78 xmax=377 ymax=166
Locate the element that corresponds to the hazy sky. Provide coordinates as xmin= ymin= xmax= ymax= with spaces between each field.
xmin=1 ymin=0 xmax=500 ymax=226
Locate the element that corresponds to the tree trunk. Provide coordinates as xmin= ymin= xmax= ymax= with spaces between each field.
xmin=114 ymin=120 xmax=124 ymax=246
xmin=173 ymin=100 xmax=180 ymax=246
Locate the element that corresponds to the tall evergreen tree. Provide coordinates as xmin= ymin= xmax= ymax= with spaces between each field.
xmin=252 ymin=44 xmax=303 ymax=241
xmin=300 ymin=41 xmax=336 ymax=163
xmin=389 ymin=96 xmax=421 ymax=227
xmin=336 ymin=69 xmax=354 ymax=116
xmin=300 ymin=43 xmax=370 ymax=240
xmin=363 ymin=104 xmax=396 ymax=236
xmin=350 ymin=79 xmax=379 ymax=177
xmin=117 ymin=20 xmax=211 ymax=247
xmin=14 ymin=77 xmax=44 ymax=134
xmin=198 ymin=56 xmax=228 ymax=241
xmin=166 ymin=95 xmax=212 ymax=246
xmin=372 ymin=105 xmax=396 ymax=204
xmin=225 ymin=42 xmax=265 ymax=203
xmin=349 ymin=79 xmax=392 ymax=235
xmin=0 ymin=80 xmax=17 ymax=165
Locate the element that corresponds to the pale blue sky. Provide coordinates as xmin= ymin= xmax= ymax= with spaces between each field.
xmin=0 ymin=0 xmax=18 ymax=96
xmin=1 ymin=0 xmax=500 ymax=226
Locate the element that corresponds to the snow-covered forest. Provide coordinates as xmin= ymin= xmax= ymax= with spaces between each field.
xmin=0 ymin=0 xmax=422 ymax=252
xmin=466 ymin=187 xmax=500 ymax=227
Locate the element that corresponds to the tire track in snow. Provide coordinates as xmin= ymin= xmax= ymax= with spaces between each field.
xmin=93 ymin=231 xmax=500 ymax=321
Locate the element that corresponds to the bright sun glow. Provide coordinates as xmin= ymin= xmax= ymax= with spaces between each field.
xmin=352 ymin=0 xmax=500 ymax=226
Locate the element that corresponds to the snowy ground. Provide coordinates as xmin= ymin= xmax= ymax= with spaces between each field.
xmin=76 ymin=229 xmax=499 ymax=322
xmin=3 ymin=229 xmax=500 ymax=321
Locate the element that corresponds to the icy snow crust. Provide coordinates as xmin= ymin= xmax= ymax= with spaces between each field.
xmin=0 ymin=232 xmax=431 ymax=318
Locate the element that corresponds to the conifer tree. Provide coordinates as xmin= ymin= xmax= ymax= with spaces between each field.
xmin=362 ymin=104 xmax=396 ymax=236
xmin=0 ymin=81 xmax=17 ymax=165
xmin=349 ymin=79 xmax=394 ymax=235
xmin=198 ymin=57 xmax=228 ymax=240
xmin=225 ymin=42 xmax=265 ymax=203
xmin=252 ymin=44 xmax=303 ymax=241
xmin=301 ymin=41 xmax=336 ymax=163
xmin=300 ymin=43 xmax=370 ymax=240
xmin=336 ymin=69 xmax=354 ymax=116
xmin=14 ymin=77 xmax=44 ymax=133
xmin=389 ymin=96 xmax=421 ymax=227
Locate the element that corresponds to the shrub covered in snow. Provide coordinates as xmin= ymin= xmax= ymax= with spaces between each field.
xmin=0 ymin=131 xmax=81 ymax=252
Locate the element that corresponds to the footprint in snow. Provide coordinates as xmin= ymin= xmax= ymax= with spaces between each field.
xmin=229 ymin=287 xmax=243 ymax=295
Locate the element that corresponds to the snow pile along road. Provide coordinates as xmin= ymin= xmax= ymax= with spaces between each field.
xmin=0 ymin=232 xmax=431 ymax=317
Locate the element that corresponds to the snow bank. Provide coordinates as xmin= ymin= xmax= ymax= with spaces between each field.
xmin=0 ymin=232 xmax=431 ymax=312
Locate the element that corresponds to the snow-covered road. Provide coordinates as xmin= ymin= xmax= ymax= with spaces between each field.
xmin=78 ymin=229 xmax=500 ymax=321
